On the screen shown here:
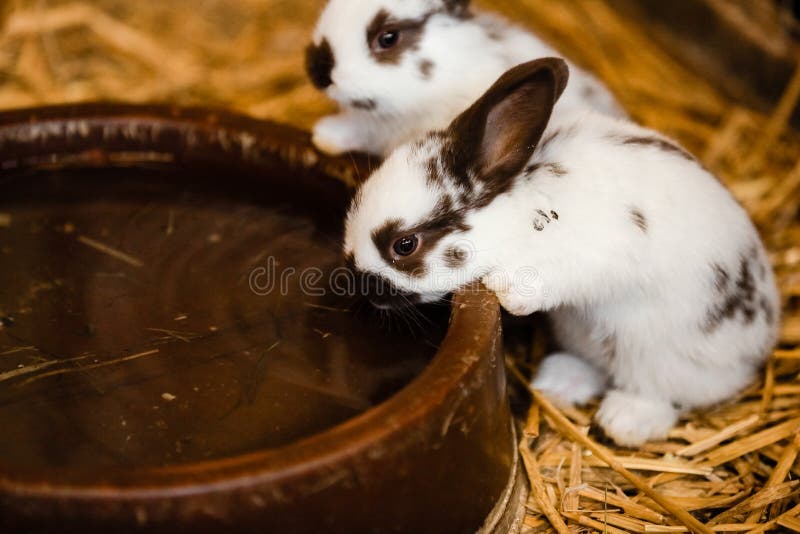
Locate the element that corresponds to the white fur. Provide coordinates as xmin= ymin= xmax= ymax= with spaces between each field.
xmin=531 ymin=352 xmax=607 ymax=406
xmin=344 ymin=109 xmax=780 ymax=446
xmin=595 ymin=390 xmax=678 ymax=446
xmin=310 ymin=0 xmax=623 ymax=156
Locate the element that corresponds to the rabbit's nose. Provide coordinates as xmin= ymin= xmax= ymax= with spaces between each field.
xmin=305 ymin=39 xmax=335 ymax=89
xmin=354 ymin=270 xmax=417 ymax=310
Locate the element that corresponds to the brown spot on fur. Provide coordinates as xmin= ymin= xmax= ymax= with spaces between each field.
xmin=371 ymin=197 xmax=470 ymax=277
xmin=539 ymin=129 xmax=559 ymax=151
xmin=443 ymin=246 xmax=468 ymax=268
xmin=371 ymin=218 xmax=403 ymax=263
xmin=472 ymin=178 xmax=511 ymax=209
xmin=703 ymin=253 xmax=760 ymax=333
xmin=419 ymin=59 xmax=434 ymax=79
xmin=305 ymin=38 xmax=335 ymax=89
xmin=486 ymin=29 xmax=502 ymax=41
xmin=366 ymin=9 xmax=391 ymax=53
xmin=533 ymin=209 xmax=557 ymax=232
xmin=524 ymin=162 xmax=566 ymax=177
xmin=712 ymin=263 xmax=730 ymax=293
xmin=443 ymin=0 xmax=472 ymax=18
xmin=524 ymin=163 xmax=542 ymax=176
xmin=615 ymin=135 xmax=695 ymax=161
xmin=351 ymin=98 xmax=377 ymax=111
xmin=425 ymin=154 xmax=444 ymax=186
xmin=630 ymin=208 xmax=648 ymax=233
xmin=425 ymin=196 xmax=470 ymax=236
xmin=537 ymin=128 xmax=565 ymax=154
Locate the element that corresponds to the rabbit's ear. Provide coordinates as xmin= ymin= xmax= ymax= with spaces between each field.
xmin=445 ymin=58 xmax=569 ymax=186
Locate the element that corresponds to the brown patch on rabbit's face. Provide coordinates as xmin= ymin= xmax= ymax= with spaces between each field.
xmin=305 ymin=38 xmax=335 ymax=89
xmin=370 ymin=197 xmax=470 ymax=278
xmin=351 ymin=98 xmax=377 ymax=111
xmin=366 ymin=9 xmax=432 ymax=65
xmin=418 ymin=59 xmax=435 ymax=79
xmin=365 ymin=2 xmax=472 ymax=66
xmin=443 ymin=246 xmax=469 ymax=268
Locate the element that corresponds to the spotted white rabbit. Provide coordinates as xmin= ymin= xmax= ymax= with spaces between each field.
xmin=343 ymin=58 xmax=780 ymax=446
xmin=306 ymin=0 xmax=623 ymax=157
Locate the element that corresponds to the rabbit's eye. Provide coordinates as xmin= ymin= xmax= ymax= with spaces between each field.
xmin=392 ymin=234 xmax=419 ymax=257
xmin=377 ymin=30 xmax=400 ymax=49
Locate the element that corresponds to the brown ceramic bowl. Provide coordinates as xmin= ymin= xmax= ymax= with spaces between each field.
xmin=0 ymin=105 xmax=523 ymax=533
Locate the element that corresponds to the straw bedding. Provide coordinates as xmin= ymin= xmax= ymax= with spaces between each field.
xmin=1 ymin=1 xmax=799 ymax=531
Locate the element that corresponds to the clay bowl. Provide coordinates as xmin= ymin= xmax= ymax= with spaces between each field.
xmin=0 ymin=105 xmax=522 ymax=533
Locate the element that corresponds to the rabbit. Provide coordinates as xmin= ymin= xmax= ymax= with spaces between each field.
xmin=305 ymin=0 xmax=624 ymax=157
xmin=342 ymin=58 xmax=780 ymax=446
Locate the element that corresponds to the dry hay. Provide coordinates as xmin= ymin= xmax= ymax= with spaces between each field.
xmin=1 ymin=0 xmax=800 ymax=532
xmin=0 ymin=0 xmax=334 ymax=127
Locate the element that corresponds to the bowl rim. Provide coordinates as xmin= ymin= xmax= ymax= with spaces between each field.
xmin=0 ymin=103 xmax=502 ymax=500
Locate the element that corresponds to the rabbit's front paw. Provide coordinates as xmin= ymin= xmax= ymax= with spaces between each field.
xmin=496 ymin=289 xmax=538 ymax=316
xmin=532 ymin=352 xmax=606 ymax=406
xmin=312 ymin=115 xmax=365 ymax=155
xmin=483 ymin=272 xmax=541 ymax=316
xmin=595 ymin=390 xmax=677 ymax=447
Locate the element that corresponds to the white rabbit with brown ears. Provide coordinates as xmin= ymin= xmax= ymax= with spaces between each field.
xmin=306 ymin=0 xmax=623 ymax=157
xmin=343 ymin=58 xmax=780 ymax=446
